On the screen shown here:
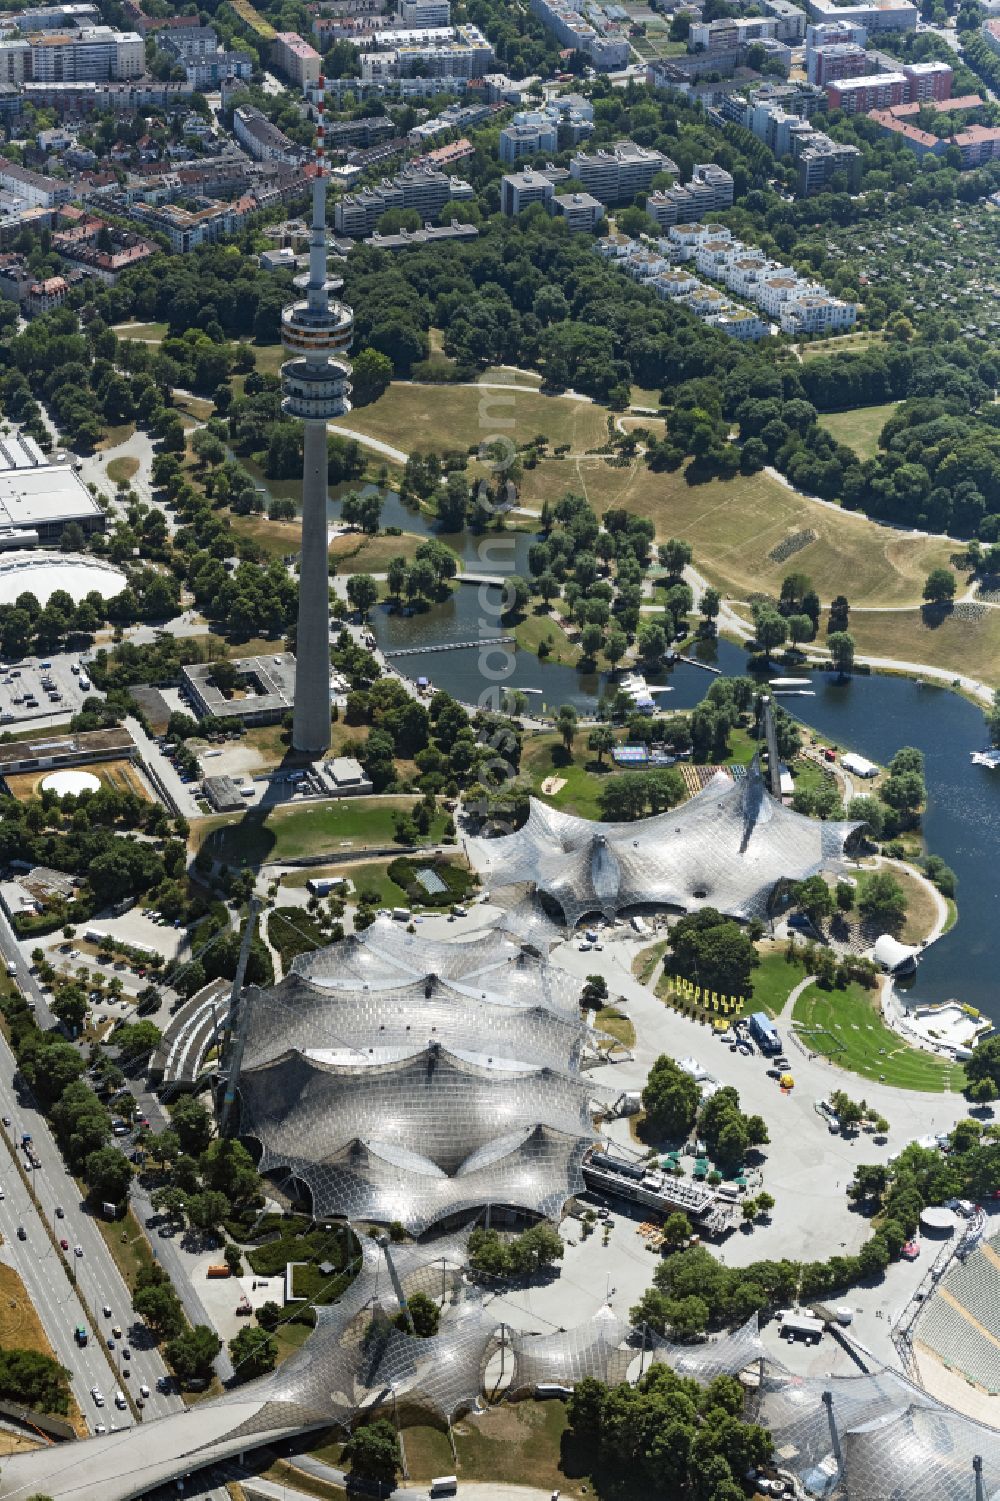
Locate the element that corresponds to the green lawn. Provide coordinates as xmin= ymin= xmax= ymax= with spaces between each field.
xmin=194 ymin=799 xmax=447 ymax=866
xmin=331 ymin=381 xmax=609 ymax=454
xmin=817 ymin=403 xmax=897 ymax=462
xmin=517 ymin=458 xmax=953 ymax=606
xmin=596 ymin=1004 xmax=636 ymax=1048
xmin=521 ymin=731 xmax=617 ymax=819
xmin=792 ymin=980 xmax=965 ymax=1092
xmin=343 ymin=858 xmax=411 ymax=908
xmin=751 ymin=948 xmax=810 ymax=1018
xmin=513 ymin=606 xmax=582 ymax=665
xmin=799 ymin=330 xmax=886 ymax=361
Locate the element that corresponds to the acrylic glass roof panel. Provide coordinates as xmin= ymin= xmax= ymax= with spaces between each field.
xmin=647 ymin=1313 xmax=764 ymax=1382
xmin=841 ymin=1403 xmax=1000 ymax=1501
xmin=293 ymin=917 xmax=581 ymax=1013
xmin=473 ymin=764 xmax=862 ymax=926
xmin=239 ymin=975 xmax=595 ymax=1074
xmin=758 ymin=1366 xmax=929 ymax=1483
xmin=510 ymin=1309 xmax=632 ymax=1392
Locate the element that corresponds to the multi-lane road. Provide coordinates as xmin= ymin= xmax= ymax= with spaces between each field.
xmin=0 ymin=1033 xmax=183 ymax=1427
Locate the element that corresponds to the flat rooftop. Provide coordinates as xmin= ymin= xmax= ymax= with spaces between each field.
xmin=182 ymin=653 xmax=296 ymax=719
xmin=0 ymin=727 xmax=135 ymax=770
xmin=0 ymin=440 xmax=103 ymax=533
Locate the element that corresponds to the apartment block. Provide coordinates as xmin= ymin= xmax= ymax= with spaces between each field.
xmin=28 ymin=25 xmax=143 ymax=81
xmin=951 ymin=123 xmax=1000 ymax=166
xmin=779 ymin=293 xmax=857 ymax=334
xmin=645 ymin=162 xmax=734 ymax=227
xmin=806 ymin=19 xmax=868 ymax=46
xmin=399 ymin=0 xmax=450 ymax=24
xmin=21 ymin=76 xmax=194 ymax=113
xmin=271 ymin=30 xmax=321 ymax=86
xmin=551 ymin=191 xmax=604 ymax=231
xmin=807 ymin=42 xmax=870 ymax=86
xmin=360 ymin=21 xmax=494 ymax=78
xmin=866 ymin=108 xmax=945 ymax=156
xmin=233 ymin=104 xmax=302 ymax=164
xmin=334 ymin=166 xmax=473 ymax=234
xmin=901 ymin=59 xmax=953 ymax=101
xmin=797 ymin=135 xmax=863 ymax=191
xmin=827 ymin=70 xmax=907 ymax=112
xmin=0 ymin=159 xmax=73 ymax=207
xmin=804 ymin=0 xmax=917 ymax=30
xmin=527 ymin=0 xmax=629 ymax=70
xmin=568 ymin=140 xmax=676 ymax=206
xmin=159 ymin=24 xmax=219 ymax=58
xmin=499 ymin=118 xmax=558 ymax=162
xmin=0 ymin=39 xmax=29 ymax=83
xmin=690 ymin=16 xmax=781 ymax=49
xmin=16 ymin=2 xmax=98 ymax=29
xmin=500 ymin=168 xmax=555 ymax=215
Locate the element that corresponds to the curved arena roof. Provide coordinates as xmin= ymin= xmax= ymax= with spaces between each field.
xmin=236 ymin=919 xmax=615 ymax=1234
xmin=0 ymin=551 xmax=126 ymax=606
xmin=472 ymin=760 xmax=863 ymax=927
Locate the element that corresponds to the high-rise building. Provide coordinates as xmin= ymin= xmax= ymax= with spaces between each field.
xmin=281 ymin=79 xmax=354 ymax=758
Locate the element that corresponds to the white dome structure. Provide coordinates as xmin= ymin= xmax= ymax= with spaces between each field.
xmin=0 ymin=552 xmax=126 ymax=607
xmin=41 ymin=768 xmax=101 ymax=797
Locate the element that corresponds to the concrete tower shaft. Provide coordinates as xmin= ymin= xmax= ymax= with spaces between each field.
xmin=283 ymin=75 xmax=354 ymax=757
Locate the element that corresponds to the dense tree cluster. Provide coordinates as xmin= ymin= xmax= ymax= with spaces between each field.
xmin=665 ymin=908 xmax=759 ymax=998
xmin=566 ymin=1366 xmax=771 ymax=1501
xmin=467 ymin=1223 xmax=565 ymax=1278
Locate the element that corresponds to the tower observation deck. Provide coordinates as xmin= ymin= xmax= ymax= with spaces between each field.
xmin=282 ymin=76 xmax=354 ymax=757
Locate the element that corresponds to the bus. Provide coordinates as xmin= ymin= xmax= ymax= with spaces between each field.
xmin=206 ymin=1264 xmax=232 ymax=1279
xmin=748 ymin=1011 xmax=781 ymax=1056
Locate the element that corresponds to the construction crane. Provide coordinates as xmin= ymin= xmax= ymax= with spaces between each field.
xmin=218 ymin=896 xmax=259 ymax=1135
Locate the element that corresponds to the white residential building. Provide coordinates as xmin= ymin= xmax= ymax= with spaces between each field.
xmin=28 ymin=24 xmax=142 ymax=80
xmin=568 ymin=140 xmax=676 ymax=205
xmin=780 ymin=294 xmax=857 ymax=334
xmin=653 ymin=266 xmax=700 ymax=298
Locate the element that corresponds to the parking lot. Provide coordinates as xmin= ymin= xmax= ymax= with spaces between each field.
xmin=0 ymin=650 xmax=98 ymax=725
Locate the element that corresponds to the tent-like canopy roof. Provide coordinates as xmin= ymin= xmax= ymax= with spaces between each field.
xmin=236 ymin=920 xmax=613 ymax=1233
xmin=472 ymin=760 xmax=863 ymax=927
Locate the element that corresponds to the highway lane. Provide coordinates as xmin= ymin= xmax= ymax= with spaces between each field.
xmin=0 ymin=1133 xmax=112 ymax=1430
xmin=0 ymin=1035 xmax=183 ymax=1424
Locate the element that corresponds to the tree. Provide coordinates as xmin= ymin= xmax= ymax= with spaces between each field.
xmin=229 ymin=1325 xmax=278 ymax=1379
xmin=556 ymin=703 xmax=578 ymax=753
xmin=662 ymin=1212 xmax=691 ymax=1248
xmin=186 ymin=1190 xmax=230 ymax=1233
xmin=171 ymin=1095 xmax=212 ymax=1156
xmin=588 ymin=724 xmax=615 ymax=766
xmin=133 ymin=1282 xmax=184 ymax=1341
xmin=829 ymin=595 xmax=850 ymax=633
xmin=923 ymin=567 xmax=957 ymax=606
xmin=668 ymin=908 xmax=758 ymax=996
xmin=827 ymin=630 xmax=855 ymax=677
xmin=400 ymin=1290 xmax=440 ymax=1337
xmin=342 ymin=1419 xmax=402 ymax=1487
xmin=642 ymin=1055 xmax=700 ymax=1141
xmin=84 ymin=1147 xmax=132 ymax=1206
xmin=114 ymin=1020 xmax=162 ymax=1060
xmin=508 ymin=1221 xmax=564 ymax=1276
xmin=165 ymin=1324 xmax=221 ymax=1384
xmin=658 ymin=538 xmax=692 ymax=577
xmin=795 ymin=875 xmax=833 ymax=926
xmin=580 ymin=973 xmax=609 ymax=1009
xmin=753 ymin=607 xmax=787 ymax=658
xmin=347 ymin=573 xmax=378 ymax=619
xmin=350 ymin=348 xmax=393 ymax=407
xmin=858 ymin=871 xmax=907 ymax=932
